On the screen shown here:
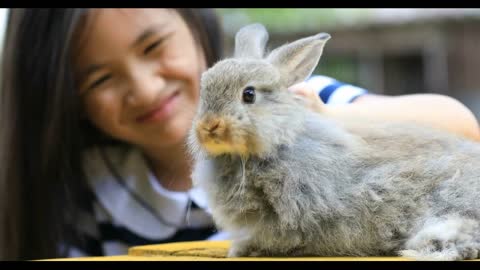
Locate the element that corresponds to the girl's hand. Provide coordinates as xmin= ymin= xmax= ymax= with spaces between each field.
xmin=288 ymin=82 xmax=326 ymax=114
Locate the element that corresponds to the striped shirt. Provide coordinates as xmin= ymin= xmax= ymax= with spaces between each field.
xmin=68 ymin=75 xmax=368 ymax=257
xmin=307 ymin=75 xmax=368 ymax=104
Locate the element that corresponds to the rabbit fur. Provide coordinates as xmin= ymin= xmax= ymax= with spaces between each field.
xmin=187 ymin=23 xmax=480 ymax=260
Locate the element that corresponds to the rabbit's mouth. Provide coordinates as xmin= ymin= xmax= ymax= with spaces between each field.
xmin=201 ymin=140 xmax=249 ymax=157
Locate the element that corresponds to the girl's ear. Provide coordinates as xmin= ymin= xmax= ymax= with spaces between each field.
xmin=266 ymin=33 xmax=330 ymax=87
xmin=234 ymin=23 xmax=269 ymax=59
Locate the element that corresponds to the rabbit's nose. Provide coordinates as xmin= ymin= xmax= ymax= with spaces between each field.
xmin=206 ymin=122 xmax=220 ymax=133
xmin=198 ymin=118 xmax=226 ymax=140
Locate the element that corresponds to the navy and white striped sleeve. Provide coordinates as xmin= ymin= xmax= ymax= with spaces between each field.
xmin=306 ymin=75 xmax=368 ymax=105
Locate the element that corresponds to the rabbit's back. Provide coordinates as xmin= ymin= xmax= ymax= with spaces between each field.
xmin=342 ymin=119 xmax=480 ymax=217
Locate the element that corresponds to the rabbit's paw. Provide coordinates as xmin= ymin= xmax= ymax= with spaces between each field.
xmin=227 ymin=240 xmax=261 ymax=257
xmin=228 ymin=241 xmax=287 ymax=257
xmin=399 ymin=215 xmax=480 ymax=260
xmin=227 ymin=245 xmax=264 ymax=257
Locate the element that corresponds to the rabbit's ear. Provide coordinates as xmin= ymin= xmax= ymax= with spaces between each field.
xmin=267 ymin=33 xmax=330 ymax=87
xmin=234 ymin=23 xmax=269 ymax=59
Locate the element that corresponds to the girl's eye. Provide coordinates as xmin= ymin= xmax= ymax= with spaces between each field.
xmin=242 ymin=86 xmax=256 ymax=104
xmin=88 ymin=74 xmax=112 ymax=91
xmin=143 ymin=39 xmax=164 ymax=55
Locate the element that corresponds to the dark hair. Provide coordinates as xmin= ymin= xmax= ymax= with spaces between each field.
xmin=0 ymin=8 xmax=224 ymax=260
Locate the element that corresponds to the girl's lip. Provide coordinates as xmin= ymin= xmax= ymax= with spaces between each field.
xmin=136 ymin=91 xmax=180 ymax=123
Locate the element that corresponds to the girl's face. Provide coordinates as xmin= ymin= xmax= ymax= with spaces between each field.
xmin=75 ymin=9 xmax=206 ymax=150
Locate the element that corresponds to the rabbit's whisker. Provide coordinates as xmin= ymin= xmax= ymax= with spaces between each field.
xmin=185 ymin=197 xmax=192 ymax=227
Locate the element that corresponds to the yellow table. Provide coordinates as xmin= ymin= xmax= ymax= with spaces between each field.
xmin=45 ymin=240 xmax=436 ymax=261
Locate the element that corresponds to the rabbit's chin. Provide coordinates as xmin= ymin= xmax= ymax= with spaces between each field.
xmin=201 ymin=140 xmax=250 ymax=157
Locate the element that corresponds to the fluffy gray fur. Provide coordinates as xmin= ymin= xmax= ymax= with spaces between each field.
xmin=187 ymin=23 xmax=480 ymax=260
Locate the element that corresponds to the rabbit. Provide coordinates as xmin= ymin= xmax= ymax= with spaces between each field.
xmin=187 ymin=23 xmax=480 ymax=260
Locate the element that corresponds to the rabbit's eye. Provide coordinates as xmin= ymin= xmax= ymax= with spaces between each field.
xmin=242 ymin=86 xmax=256 ymax=104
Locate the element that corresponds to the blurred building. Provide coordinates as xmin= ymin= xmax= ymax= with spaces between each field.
xmin=220 ymin=9 xmax=480 ymax=119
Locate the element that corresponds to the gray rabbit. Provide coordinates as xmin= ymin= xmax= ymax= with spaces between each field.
xmin=187 ymin=23 xmax=480 ymax=260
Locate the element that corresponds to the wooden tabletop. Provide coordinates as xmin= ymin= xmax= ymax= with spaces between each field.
xmin=43 ymin=240 xmax=438 ymax=261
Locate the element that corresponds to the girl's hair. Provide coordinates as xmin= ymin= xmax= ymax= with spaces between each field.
xmin=0 ymin=8 xmax=224 ymax=260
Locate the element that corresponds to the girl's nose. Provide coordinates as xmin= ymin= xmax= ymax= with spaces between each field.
xmin=125 ymin=68 xmax=166 ymax=107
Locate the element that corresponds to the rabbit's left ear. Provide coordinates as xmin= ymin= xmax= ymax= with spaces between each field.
xmin=267 ymin=33 xmax=330 ymax=87
xmin=234 ymin=23 xmax=269 ymax=59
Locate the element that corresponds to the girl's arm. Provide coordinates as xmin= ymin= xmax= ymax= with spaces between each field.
xmin=331 ymin=93 xmax=480 ymax=141
xmin=290 ymin=78 xmax=480 ymax=142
